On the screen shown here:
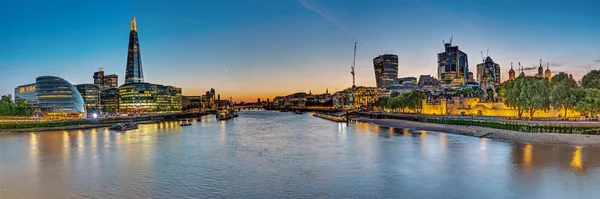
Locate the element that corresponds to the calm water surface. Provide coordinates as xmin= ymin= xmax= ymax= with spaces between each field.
xmin=2 ymin=111 xmax=600 ymax=198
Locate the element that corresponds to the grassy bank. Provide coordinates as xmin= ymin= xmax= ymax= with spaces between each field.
xmin=359 ymin=112 xmax=600 ymax=135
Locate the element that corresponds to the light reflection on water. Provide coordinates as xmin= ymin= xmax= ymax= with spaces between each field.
xmin=1 ymin=111 xmax=600 ymax=198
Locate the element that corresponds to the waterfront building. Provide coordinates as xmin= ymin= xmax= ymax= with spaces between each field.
xmin=332 ymin=89 xmax=353 ymax=108
xmin=156 ymin=85 xmax=182 ymax=112
xmin=182 ymin=96 xmax=202 ymax=111
xmin=119 ymin=83 xmax=157 ymax=113
xmin=373 ymin=54 xmax=399 ymax=88
xmin=438 ymin=40 xmax=470 ymax=86
xmin=476 ymin=56 xmax=501 ymax=89
xmin=75 ymin=84 xmax=101 ymax=116
xmin=508 ymin=62 xmax=516 ymax=81
xmin=14 ymin=83 xmax=37 ymax=107
xmin=125 ymin=17 xmax=144 ymax=84
xmin=353 ymin=86 xmax=379 ymax=109
xmin=100 ymin=88 xmax=119 ymax=113
xmin=35 ymin=76 xmax=86 ymax=119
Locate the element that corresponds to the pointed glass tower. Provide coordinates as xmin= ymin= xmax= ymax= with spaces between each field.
xmin=125 ymin=17 xmax=144 ymax=84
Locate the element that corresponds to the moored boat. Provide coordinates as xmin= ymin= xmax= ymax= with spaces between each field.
xmin=109 ymin=122 xmax=138 ymax=131
xmin=217 ymin=110 xmax=234 ymax=121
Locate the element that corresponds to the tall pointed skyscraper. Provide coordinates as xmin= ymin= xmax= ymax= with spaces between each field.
xmin=125 ymin=17 xmax=144 ymax=84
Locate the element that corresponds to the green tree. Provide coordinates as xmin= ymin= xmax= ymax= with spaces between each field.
xmin=406 ymin=90 xmax=426 ymax=109
xmin=576 ymin=89 xmax=600 ymax=116
xmin=581 ymin=70 xmax=600 ymax=89
xmin=550 ymin=73 xmax=580 ymax=118
xmin=390 ymin=91 xmax=401 ymax=98
xmin=1 ymin=95 xmax=11 ymax=103
xmin=551 ymin=84 xmax=580 ymax=118
xmin=16 ymin=99 xmax=27 ymax=106
xmin=551 ymin=72 xmax=577 ymax=87
xmin=502 ymin=76 xmax=551 ymax=119
xmin=522 ymin=77 xmax=551 ymax=119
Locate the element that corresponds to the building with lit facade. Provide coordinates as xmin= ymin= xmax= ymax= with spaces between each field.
xmin=125 ymin=17 xmax=144 ymax=84
xmin=35 ymin=76 xmax=86 ymax=119
xmin=476 ymin=56 xmax=501 ymax=89
xmin=94 ymin=68 xmax=119 ymax=89
xmin=118 ymin=83 xmax=181 ymax=113
xmin=116 ymin=17 xmax=182 ymax=114
xmin=373 ymin=54 xmax=398 ymax=88
xmin=14 ymin=83 xmax=37 ymax=107
xmin=437 ymin=40 xmax=470 ymax=87
xmin=353 ymin=86 xmax=379 ymax=109
xmin=75 ymin=84 xmax=101 ymax=116
xmin=182 ymin=96 xmax=202 ymax=111
xmin=100 ymin=88 xmax=119 ymax=113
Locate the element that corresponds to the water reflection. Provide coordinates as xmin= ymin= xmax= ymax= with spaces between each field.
xmin=2 ymin=113 xmax=600 ymax=198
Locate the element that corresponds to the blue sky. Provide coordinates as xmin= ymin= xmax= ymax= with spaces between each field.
xmin=1 ymin=0 xmax=599 ymax=101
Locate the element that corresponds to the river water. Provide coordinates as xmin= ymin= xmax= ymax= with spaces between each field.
xmin=1 ymin=111 xmax=600 ymax=198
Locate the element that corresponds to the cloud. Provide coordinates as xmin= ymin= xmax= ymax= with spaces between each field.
xmin=522 ymin=67 xmax=538 ymax=71
xmin=298 ymin=0 xmax=363 ymax=42
xmin=550 ymin=63 xmax=564 ymax=67
xmin=594 ymin=59 xmax=600 ymax=63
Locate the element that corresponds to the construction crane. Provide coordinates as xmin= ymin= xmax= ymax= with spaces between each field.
xmin=449 ymin=35 xmax=453 ymax=45
xmin=351 ymin=42 xmax=357 ymax=88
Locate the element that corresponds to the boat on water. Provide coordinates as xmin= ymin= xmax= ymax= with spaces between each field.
xmin=232 ymin=111 xmax=239 ymax=117
xmin=217 ymin=110 xmax=234 ymax=121
xmin=293 ymin=110 xmax=303 ymax=115
xmin=180 ymin=120 xmax=192 ymax=126
xmin=109 ymin=122 xmax=138 ymax=131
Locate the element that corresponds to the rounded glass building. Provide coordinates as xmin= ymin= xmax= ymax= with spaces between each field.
xmin=35 ymin=76 xmax=86 ymax=119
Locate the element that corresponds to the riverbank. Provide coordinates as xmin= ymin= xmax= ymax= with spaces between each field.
xmin=354 ymin=117 xmax=600 ymax=146
xmin=0 ymin=112 xmax=211 ymax=134
xmin=313 ymin=113 xmax=347 ymax=122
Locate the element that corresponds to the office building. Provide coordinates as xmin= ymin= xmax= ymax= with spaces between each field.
xmin=75 ymin=84 xmax=101 ymax=116
xmin=125 ymin=17 xmax=144 ymax=84
xmin=35 ymin=76 xmax=86 ymax=119
xmin=438 ymin=39 xmax=470 ymax=87
xmin=100 ymin=88 xmax=119 ymax=113
xmin=94 ymin=68 xmax=119 ymax=89
xmin=14 ymin=83 xmax=37 ymax=107
xmin=373 ymin=54 xmax=399 ymax=88
xmin=476 ymin=56 xmax=501 ymax=89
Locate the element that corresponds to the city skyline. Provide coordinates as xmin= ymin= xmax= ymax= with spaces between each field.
xmin=1 ymin=0 xmax=599 ymax=102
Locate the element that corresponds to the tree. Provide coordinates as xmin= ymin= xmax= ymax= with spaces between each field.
xmin=406 ymin=90 xmax=426 ymax=109
xmin=550 ymin=72 xmax=580 ymax=118
xmin=551 ymin=84 xmax=580 ymax=118
xmin=502 ymin=77 xmax=526 ymax=118
xmin=552 ymin=72 xmax=578 ymax=87
xmin=1 ymin=95 xmax=11 ymax=103
xmin=576 ymin=89 xmax=600 ymax=116
xmin=581 ymin=70 xmax=600 ymax=89
xmin=502 ymin=76 xmax=551 ymax=119
xmin=522 ymin=77 xmax=551 ymax=119
xmin=390 ymin=91 xmax=401 ymax=98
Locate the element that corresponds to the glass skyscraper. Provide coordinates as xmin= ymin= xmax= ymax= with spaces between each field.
xmin=373 ymin=54 xmax=399 ymax=88
xmin=125 ymin=17 xmax=144 ymax=84
xmin=438 ymin=42 xmax=470 ymax=86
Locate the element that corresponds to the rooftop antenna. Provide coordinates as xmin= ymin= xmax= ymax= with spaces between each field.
xmin=511 ymin=62 xmax=513 ymax=70
xmin=486 ymin=49 xmax=489 ymax=58
xmin=351 ymin=42 xmax=357 ymax=88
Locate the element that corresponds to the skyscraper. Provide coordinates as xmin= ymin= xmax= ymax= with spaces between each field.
xmin=373 ymin=54 xmax=398 ymax=88
xmin=125 ymin=17 xmax=144 ymax=84
xmin=438 ymin=39 xmax=470 ymax=86
xmin=94 ymin=68 xmax=119 ymax=89
xmin=476 ymin=56 xmax=501 ymax=89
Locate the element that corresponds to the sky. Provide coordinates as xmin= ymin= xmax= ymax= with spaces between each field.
xmin=1 ymin=0 xmax=599 ymax=102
